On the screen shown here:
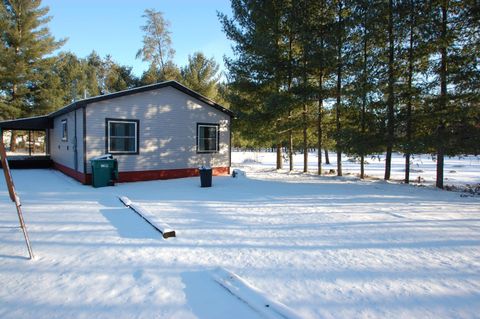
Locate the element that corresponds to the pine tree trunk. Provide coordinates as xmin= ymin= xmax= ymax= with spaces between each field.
xmin=303 ymin=104 xmax=308 ymax=173
xmin=287 ymin=34 xmax=294 ymax=173
xmin=324 ymin=149 xmax=330 ymax=164
xmin=436 ymin=138 xmax=444 ymax=189
xmin=405 ymin=153 xmax=411 ymax=183
xmin=385 ymin=0 xmax=395 ymax=181
xmin=436 ymin=1 xmax=448 ymax=189
xmin=276 ymin=143 xmax=283 ymax=169
xmin=334 ymin=0 xmax=343 ymax=177
xmin=405 ymin=0 xmax=415 ymax=184
xmin=360 ymin=5 xmax=367 ymax=180
xmin=336 ymin=151 xmax=342 ymax=176
xmin=302 ymin=49 xmax=308 ymax=173
xmin=360 ymin=154 xmax=365 ymax=179
xmin=289 ymin=129 xmax=293 ymax=171
xmin=318 ymin=75 xmax=323 ymax=175
xmin=10 ymin=131 xmax=17 ymax=152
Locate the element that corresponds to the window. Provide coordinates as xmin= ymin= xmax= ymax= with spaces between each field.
xmin=106 ymin=119 xmax=139 ymax=154
xmin=197 ymin=123 xmax=219 ymax=153
xmin=61 ymin=119 xmax=68 ymax=141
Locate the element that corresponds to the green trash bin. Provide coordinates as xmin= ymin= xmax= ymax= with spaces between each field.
xmin=91 ymin=156 xmax=118 ymax=188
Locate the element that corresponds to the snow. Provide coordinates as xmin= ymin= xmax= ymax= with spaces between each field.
xmin=234 ymin=150 xmax=480 ymax=187
xmin=0 ymin=151 xmax=479 ymax=319
xmin=211 ymin=267 xmax=302 ymax=319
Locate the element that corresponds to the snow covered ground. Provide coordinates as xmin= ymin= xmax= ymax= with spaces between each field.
xmin=0 ymin=152 xmax=479 ymax=318
xmin=236 ymin=150 xmax=480 ymax=187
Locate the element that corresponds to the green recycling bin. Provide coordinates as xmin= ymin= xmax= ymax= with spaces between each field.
xmin=91 ymin=157 xmax=118 ymax=188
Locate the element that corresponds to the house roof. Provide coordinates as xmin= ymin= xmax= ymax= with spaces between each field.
xmin=49 ymin=80 xmax=234 ymax=118
xmin=0 ymin=81 xmax=234 ymax=130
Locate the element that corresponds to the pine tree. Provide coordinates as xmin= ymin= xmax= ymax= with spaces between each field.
xmin=0 ymin=0 xmax=64 ymax=119
xmin=384 ymin=0 xmax=396 ymax=180
xmin=291 ymin=0 xmax=316 ymax=173
xmin=395 ymin=0 xmax=432 ymax=183
xmin=139 ymin=61 xmax=181 ymax=85
xmin=180 ymin=52 xmax=221 ymax=99
xmin=219 ymin=0 xmax=295 ymax=169
xmin=431 ymin=0 xmax=480 ymax=188
xmin=103 ymin=55 xmax=138 ymax=92
xmin=333 ymin=0 xmax=345 ymax=176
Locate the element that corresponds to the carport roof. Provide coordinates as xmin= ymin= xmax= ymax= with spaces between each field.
xmin=0 ymin=115 xmax=53 ymax=130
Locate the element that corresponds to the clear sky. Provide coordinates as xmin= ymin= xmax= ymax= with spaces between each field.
xmin=41 ymin=0 xmax=234 ymax=77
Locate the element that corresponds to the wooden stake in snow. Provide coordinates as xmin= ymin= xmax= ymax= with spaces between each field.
xmin=0 ymin=139 xmax=34 ymax=260
xmin=119 ymin=196 xmax=176 ymax=239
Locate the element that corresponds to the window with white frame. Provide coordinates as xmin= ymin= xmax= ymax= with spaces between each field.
xmin=197 ymin=123 xmax=219 ymax=153
xmin=107 ymin=119 xmax=139 ymax=154
xmin=61 ymin=119 xmax=68 ymax=141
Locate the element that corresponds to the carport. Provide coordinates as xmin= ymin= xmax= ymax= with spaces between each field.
xmin=0 ymin=115 xmax=53 ymax=168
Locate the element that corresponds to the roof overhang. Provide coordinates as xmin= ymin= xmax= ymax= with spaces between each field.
xmin=0 ymin=116 xmax=53 ymax=130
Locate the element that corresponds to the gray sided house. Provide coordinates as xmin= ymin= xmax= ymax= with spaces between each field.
xmin=0 ymin=81 xmax=233 ymax=184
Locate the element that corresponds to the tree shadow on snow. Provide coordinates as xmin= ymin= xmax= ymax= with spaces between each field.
xmin=181 ymin=270 xmax=262 ymax=319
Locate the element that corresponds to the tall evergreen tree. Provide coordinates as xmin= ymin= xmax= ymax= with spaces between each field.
xmin=220 ymin=0 xmax=294 ymax=169
xmin=394 ymin=0 xmax=432 ymax=183
xmin=103 ymin=55 xmax=138 ymax=92
xmin=0 ymin=0 xmax=64 ymax=119
xmin=139 ymin=61 xmax=181 ymax=85
xmin=180 ymin=52 xmax=221 ymax=99
xmin=430 ymin=0 xmax=480 ymax=188
xmin=384 ymin=0 xmax=396 ymax=180
xmin=333 ymin=0 xmax=345 ymax=176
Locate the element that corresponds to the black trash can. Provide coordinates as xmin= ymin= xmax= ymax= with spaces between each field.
xmin=199 ymin=166 xmax=212 ymax=187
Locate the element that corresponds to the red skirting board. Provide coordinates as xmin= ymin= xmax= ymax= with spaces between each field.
xmin=53 ymin=161 xmax=230 ymax=185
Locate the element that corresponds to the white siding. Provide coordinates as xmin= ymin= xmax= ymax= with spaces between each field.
xmin=50 ymin=108 xmax=84 ymax=173
xmin=85 ymin=86 xmax=230 ymax=174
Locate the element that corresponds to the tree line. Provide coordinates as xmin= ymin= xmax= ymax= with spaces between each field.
xmin=219 ymin=0 xmax=479 ymax=188
xmin=0 ymin=1 xmax=222 ymax=119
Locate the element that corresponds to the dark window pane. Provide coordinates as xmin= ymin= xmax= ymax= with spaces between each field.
xmin=110 ymin=137 xmax=136 ymax=152
xmin=124 ymin=137 xmax=135 ymax=152
xmin=198 ymin=125 xmax=218 ymax=152
xmin=62 ymin=120 xmax=67 ymax=140
xmin=110 ymin=122 xmax=136 ymax=137
xmin=124 ymin=123 xmax=135 ymax=136
xmin=205 ymin=138 xmax=212 ymax=151
xmin=205 ymin=127 xmax=216 ymax=138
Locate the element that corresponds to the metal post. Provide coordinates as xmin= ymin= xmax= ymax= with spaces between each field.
xmin=28 ymin=130 xmax=32 ymax=156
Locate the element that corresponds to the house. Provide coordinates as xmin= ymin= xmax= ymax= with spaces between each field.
xmin=0 ymin=81 xmax=234 ymax=184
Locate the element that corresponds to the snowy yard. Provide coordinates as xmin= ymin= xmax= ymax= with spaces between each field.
xmin=0 ymin=152 xmax=479 ymax=318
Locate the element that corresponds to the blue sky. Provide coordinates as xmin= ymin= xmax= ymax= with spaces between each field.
xmin=42 ymin=0 xmax=234 ymax=77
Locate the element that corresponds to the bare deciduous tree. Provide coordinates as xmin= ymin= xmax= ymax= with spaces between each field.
xmin=136 ymin=9 xmax=175 ymax=78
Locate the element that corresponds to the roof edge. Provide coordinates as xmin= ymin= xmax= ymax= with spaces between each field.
xmin=48 ymin=81 xmax=234 ymax=118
